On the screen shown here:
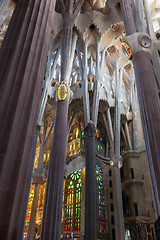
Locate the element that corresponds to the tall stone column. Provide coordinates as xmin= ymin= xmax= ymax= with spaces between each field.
xmin=120 ymin=0 xmax=160 ymax=221
xmin=112 ymin=64 xmax=125 ymax=240
xmin=40 ymin=99 xmax=69 ymax=240
xmin=132 ymin=52 xmax=160 ymax=216
xmin=85 ymin=121 xmax=97 ymax=240
xmin=143 ymin=0 xmax=160 ymax=90
xmin=133 ymin=0 xmax=146 ymax=32
xmin=132 ymin=86 xmax=138 ymax=150
xmin=0 ymin=0 xmax=56 ymax=239
xmin=40 ymin=1 xmax=84 ymax=239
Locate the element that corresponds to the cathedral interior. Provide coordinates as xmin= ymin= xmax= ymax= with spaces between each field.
xmin=1 ymin=0 xmax=160 ymax=240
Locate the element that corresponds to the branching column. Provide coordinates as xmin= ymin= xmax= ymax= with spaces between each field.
xmin=40 ymin=1 xmax=84 ymax=239
xmin=120 ymin=0 xmax=160 ymax=218
xmin=0 ymin=0 xmax=56 ymax=239
xmin=80 ymin=38 xmax=97 ymax=239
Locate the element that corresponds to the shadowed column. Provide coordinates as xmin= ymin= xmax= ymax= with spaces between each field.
xmin=0 ymin=0 xmax=56 ymax=239
xmin=85 ymin=121 xmax=97 ymax=240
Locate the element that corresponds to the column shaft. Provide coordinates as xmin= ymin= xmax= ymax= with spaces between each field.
xmin=132 ymin=51 xmax=160 ymax=216
xmin=0 ymin=0 xmax=56 ymax=238
xmin=120 ymin=0 xmax=160 ymax=218
xmin=40 ymin=16 xmax=74 ymax=238
xmin=40 ymin=100 xmax=69 ymax=240
xmin=120 ymin=0 xmax=136 ymax=35
xmin=132 ymin=87 xmax=138 ymax=150
xmin=85 ymin=121 xmax=97 ymax=240
xmin=113 ymin=65 xmax=125 ymax=240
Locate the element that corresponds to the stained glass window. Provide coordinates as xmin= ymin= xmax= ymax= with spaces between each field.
xmin=43 ymin=153 xmax=46 ymax=163
xmin=63 ymin=169 xmax=82 ymax=232
xmin=74 ymin=128 xmax=79 ymax=139
xmin=34 ymin=140 xmax=40 ymax=168
xmin=97 ymin=142 xmax=104 ymax=154
xmin=96 ymin=129 xmax=100 ymax=138
xmin=35 ymin=183 xmax=46 ymax=225
xmin=96 ymin=165 xmax=106 ymax=233
xmin=69 ymin=144 xmax=72 ymax=154
xmin=73 ymin=144 xmax=75 ymax=153
xmin=71 ymin=170 xmax=82 ymax=181
xmin=101 ymin=146 xmax=103 ymax=153
xmin=78 ymin=142 xmax=80 ymax=150
xmin=24 ymin=185 xmax=35 ymax=234
xmin=98 ymin=144 xmax=100 ymax=152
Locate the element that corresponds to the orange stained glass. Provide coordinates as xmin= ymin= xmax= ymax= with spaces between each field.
xmin=24 ymin=185 xmax=35 ymax=233
xmin=43 ymin=153 xmax=46 ymax=163
xmin=36 ymin=183 xmax=46 ymax=225
xmin=47 ymin=153 xmax=50 ymax=162
xmin=34 ymin=139 xmax=40 ymax=168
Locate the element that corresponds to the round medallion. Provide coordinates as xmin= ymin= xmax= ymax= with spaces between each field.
xmin=118 ymin=161 xmax=122 ymax=169
xmin=110 ymin=160 xmax=114 ymax=166
xmin=111 ymin=24 xmax=119 ymax=32
xmin=121 ymin=42 xmax=132 ymax=60
xmin=138 ymin=34 xmax=152 ymax=48
xmin=57 ymin=84 xmax=67 ymax=101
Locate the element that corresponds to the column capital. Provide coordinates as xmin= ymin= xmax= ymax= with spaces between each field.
xmin=123 ymin=32 xmax=153 ymax=58
xmin=85 ymin=121 xmax=96 ymax=137
xmin=32 ymin=170 xmax=43 ymax=185
xmin=110 ymin=154 xmax=123 ymax=168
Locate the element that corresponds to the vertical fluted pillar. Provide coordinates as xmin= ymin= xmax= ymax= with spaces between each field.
xmin=40 ymin=100 xmax=69 ymax=240
xmin=120 ymin=0 xmax=160 ymax=220
xmin=132 ymin=51 xmax=160 ymax=216
xmin=132 ymin=86 xmax=138 ymax=150
xmin=112 ymin=64 xmax=125 ymax=240
xmin=133 ymin=0 xmax=146 ymax=32
xmin=85 ymin=121 xmax=97 ymax=240
xmin=120 ymin=0 xmax=136 ymax=35
xmin=0 ymin=0 xmax=56 ymax=239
